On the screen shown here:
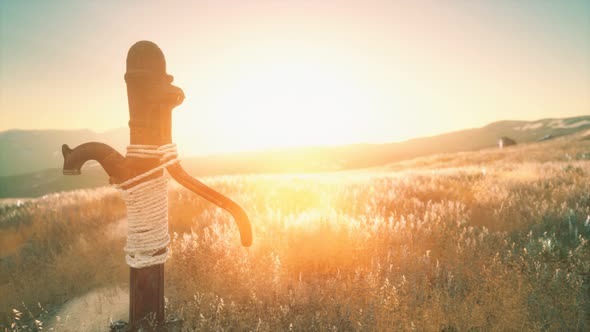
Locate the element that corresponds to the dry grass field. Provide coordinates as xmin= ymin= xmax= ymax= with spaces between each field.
xmin=2 ymin=135 xmax=590 ymax=331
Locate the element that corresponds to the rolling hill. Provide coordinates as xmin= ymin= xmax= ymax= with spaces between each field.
xmin=1 ymin=115 xmax=589 ymax=198
xmin=174 ymin=115 xmax=590 ymax=176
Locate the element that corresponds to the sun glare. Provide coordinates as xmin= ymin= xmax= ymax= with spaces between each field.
xmin=235 ymin=64 xmax=375 ymax=148
xmin=179 ymin=55 xmax=382 ymax=153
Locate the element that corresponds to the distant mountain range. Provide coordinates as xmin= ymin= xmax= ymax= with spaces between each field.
xmin=1 ymin=115 xmax=589 ymax=198
xmin=0 ymin=128 xmax=129 ymax=176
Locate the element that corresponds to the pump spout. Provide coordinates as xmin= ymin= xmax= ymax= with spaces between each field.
xmin=62 ymin=142 xmax=126 ymax=181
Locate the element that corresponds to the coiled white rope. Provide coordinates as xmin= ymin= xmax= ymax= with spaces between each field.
xmin=116 ymin=143 xmax=179 ymax=268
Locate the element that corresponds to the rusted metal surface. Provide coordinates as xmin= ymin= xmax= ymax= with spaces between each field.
xmin=63 ymin=41 xmax=252 ymax=331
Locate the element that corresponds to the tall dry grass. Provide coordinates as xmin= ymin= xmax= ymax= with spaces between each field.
xmin=2 ymin=136 xmax=590 ymax=330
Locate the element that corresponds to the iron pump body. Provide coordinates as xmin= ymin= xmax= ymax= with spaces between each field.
xmin=62 ymin=41 xmax=252 ymax=331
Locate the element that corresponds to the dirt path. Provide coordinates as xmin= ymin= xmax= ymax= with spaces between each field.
xmin=45 ymin=218 xmax=129 ymax=331
xmin=45 ymin=286 xmax=128 ymax=331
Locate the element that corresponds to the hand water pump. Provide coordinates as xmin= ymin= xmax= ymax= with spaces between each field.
xmin=62 ymin=41 xmax=252 ymax=331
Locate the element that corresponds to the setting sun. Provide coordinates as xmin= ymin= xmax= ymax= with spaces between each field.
xmin=187 ymin=55 xmax=380 ymax=151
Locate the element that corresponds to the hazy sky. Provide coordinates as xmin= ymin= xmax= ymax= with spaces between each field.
xmin=1 ymin=1 xmax=589 ymax=155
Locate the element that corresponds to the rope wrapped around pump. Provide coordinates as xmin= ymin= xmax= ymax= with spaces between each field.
xmin=116 ymin=143 xmax=179 ymax=268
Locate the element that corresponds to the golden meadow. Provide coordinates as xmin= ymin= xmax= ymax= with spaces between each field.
xmin=2 ymin=136 xmax=590 ymax=331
